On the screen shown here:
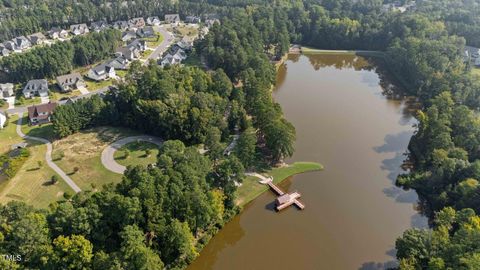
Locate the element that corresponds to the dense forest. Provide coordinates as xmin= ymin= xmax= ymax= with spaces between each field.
xmin=0 ymin=29 xmax=122 ymax=82
xmin=2 ymin=0 xmax=480 ymax=269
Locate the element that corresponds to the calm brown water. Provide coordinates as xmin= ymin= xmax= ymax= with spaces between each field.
xmin=188 ymin=54 xmax=428 ymax=270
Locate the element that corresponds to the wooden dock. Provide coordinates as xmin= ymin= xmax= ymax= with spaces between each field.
xmin=266 ymin=181 xmax=305 ymax=211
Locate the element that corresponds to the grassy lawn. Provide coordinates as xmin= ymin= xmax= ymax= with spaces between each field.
xmin=15 ymin=97 xmax=41 ymax=107
xmin=114 ymin=141 xmax=160 ymax=167
xmin=0 ymin=115 xmax=22 ymax=154
xmin=85 ymin=78 xmax=113 ymax=91
xmin=52 ymin=127 xmax=140 ymax=190
xmin=20 ymin=116 xmax=55 ymax=141
xmin=470 ymin=67 xmax=480 ymax=78
xmin=235 ymin=162 xmax=323 ymax=207
xmin=144 ymin=33 xmax=164 ymax=48
xmin=169 ymin=24 xmax=199 ymax=38
xmin=183 ymin=52 xmax=203 ymax=68
xmin=0 ymin=143 xmax=73 ymax=208
xmin=116 ymin=70 xmax=128 ymax=78
xmin=49 ymin=87 xmax=83 ymax=102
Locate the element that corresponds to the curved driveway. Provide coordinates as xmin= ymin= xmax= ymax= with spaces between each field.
xmin=101 ymin=136 xmax=163 ymax=174
xmin=16 ymin=114 xmax=82 ymax=193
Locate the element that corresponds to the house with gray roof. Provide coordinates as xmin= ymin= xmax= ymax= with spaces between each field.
xmin=165 ymin=14 xmax=180 ymax=25
xmin=0 ymin=83 xmax=14 ymax=99
xmin=56 ymin=73 xmax=85 ymax=92
xmin=186 ymin=16 xmax=201 ymax=24
xmin=7 ymin=36 xmax=31 ymax=51
xmin=122 ymin=31 xmax=137 ymax=42
xmin=112 ymin=21 xmax=129 ymax=31
xmin=137 ymin=26 xmax=155 ymax=38
xmin=27 ymin=32 xmax=47 ymax=45
xmin=23 ymin=79 xmax=49 ymax=98
xmin=48 ymin=27 xmax=69 ymax=39
xmin=87 ymin=63 xmax=116 ymax=81
xmin=90 ymin=21 xmax=110 ymax=32
xmin=146 ymin=16 xmax=161 ymax=26
xmin=0 ymin=44 xmax=10 ymax=57
xmin=128 ymin=17 xmax=145 ymax=30
xmin=106 ymin=56 xmax=129 ymax=70
xmin=70 ymin=23 xmax=90 ymax=36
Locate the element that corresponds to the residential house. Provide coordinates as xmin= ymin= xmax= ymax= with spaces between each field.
xmin=122 ymin=31 xmax=138 ymax=42
xmin=128 ymin=17 xmax=145 ymax=30
xmin=56 ymin=73 xmax=86 ymax=92
xmin=165 ymin=14 xmax=180 ymax=25
xmin=205 ymin=19 xmax=220 ymax=28
xmin=0 ymin=112 xmax=6 ymax=129
xmin=465 ymin=46 xmax=480 ymax=59
xmin=137 ymin=26 xmax=155 ymax=38
xmin=70 ymin=23 xmax=90 ymax=36
xmin=27 ymin=32 xmax=47 ymax=45
xmin=0 ymin=83 xmax=14 ymax=99
xmin=48 ymin=27 xmax=69 ymax=39
xmin=7 ymin=36 xmax=31 ymax=51
xmin=146 ymin=16 xmax=161 ymax=26
xmin=87 ymin=63 xmax=116 ymax=81
xmin=128 ymin=39 xmax=147 ymax=51
xmin=177 ymin=36 xmax=193 ymax=50
xmin=23 ymin=79 xmax=49 ymax=98
xmin=27 ymin=102 xmax=57 ymax=125
xmin=112 ymin=21 xmax=129 ymax=31
xmin=0 ymin=44 xmax=10 ymax=57
xmin=115 ymin=46 xmax=140 ymax=61
xmin=90 ymin=21 xmax=109 ymax=32
xmin=160 ymin=48 xmax=186 ymax=67
xmin=186 ymin=16 xmax=201 ymax=24
xmin=106 ymin=56 xmax=129 ymax=70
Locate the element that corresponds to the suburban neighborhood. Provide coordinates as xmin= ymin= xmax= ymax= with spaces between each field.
xmin=0 ymin=13 xmax=217 ymax=210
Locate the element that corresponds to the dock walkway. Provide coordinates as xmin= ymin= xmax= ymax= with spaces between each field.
xmin=246 ymin=172 xmax=305 ymax=211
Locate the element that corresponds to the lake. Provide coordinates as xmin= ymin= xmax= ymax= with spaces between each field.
xmin=188 ymin=53 xmax=428 ymax=270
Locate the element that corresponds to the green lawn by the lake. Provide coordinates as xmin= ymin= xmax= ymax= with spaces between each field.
xmin=236 ymin=162 xmax=323 ymax=207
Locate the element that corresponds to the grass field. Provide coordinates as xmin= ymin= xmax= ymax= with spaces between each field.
xmin=20 ymin=116 xmax=55 ymax=141
xmin=235 ymin=162 xmax=323 ymax=207
xmin=145 ymin=33 xmax=164 ymax=48
xmin=0 ymin=115 xmax=21 ymax=154
xmin=114 ymin=141 xmax=160 ymax=167
xmin=52 ymin=127 xmax=139 ymax=190
xmin=0 ymin=143 xmax=73 ymax=208
xmin=471 ymin=68 xmax=480 ymax=78
xmin=85 ymin=78 xmax=113 ymax=91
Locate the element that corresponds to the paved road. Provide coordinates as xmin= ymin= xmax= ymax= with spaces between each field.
xmin=146 ymin=25 xmax=175 ymax=62
xmin=101 ymin=135 xmax=163 ymax=174
xmin=16 ymin=114 xmax=82 ymax=193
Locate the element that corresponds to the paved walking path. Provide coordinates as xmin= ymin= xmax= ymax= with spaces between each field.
xmin=16 ymin=114 xmax=82 ymax=193
xmin=101 ymin=136 xmax=163 ymax=174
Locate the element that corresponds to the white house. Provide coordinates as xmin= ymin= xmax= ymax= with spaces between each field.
xmin=0 ymin=112 xmax=6 ymax=129
xmin=27 ymin=32 xmax=47 ymax=45
xmin=146 ymin=16 xmax=161 ymax=26
xmin=87 ymin=63 xmax=116 ymax=81
xmin=23 ymin=79 xmax=49 ymax=98
xmin=70 ymin=24 xmax=90 ymax=36
xmin=165 ymin=14 xmax=180 ymax=25
xmin=0 ymin=83 xmax=14 ymax=99
xmin=48 ymin=27 xmax=69 ymax=39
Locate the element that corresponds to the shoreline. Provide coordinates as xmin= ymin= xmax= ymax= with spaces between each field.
xmin=235 ymin=161 xmax=323 ymax=208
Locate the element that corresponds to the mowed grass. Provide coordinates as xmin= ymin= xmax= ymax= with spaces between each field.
xmin=114 ymin=141 xmax=160 ymax=167
xmin=20 ymin=116 xmax=55 ymax=141
xmin=235 ymin=162 xmax=323 ymax=207
xmin=52 ymin=127 xmax=139 ymax=190
xmin=470 ymin=67 xmax=480 ymax=78
xmin=0 ymin=115 xmax=22 ymax=154
xmin=0 ymin=143 xmax=73 ymax=208
xmin=85 ymin=78 xmax=113 ymax=91
xmin=145 ymin=33 xmax=164 ymax=48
